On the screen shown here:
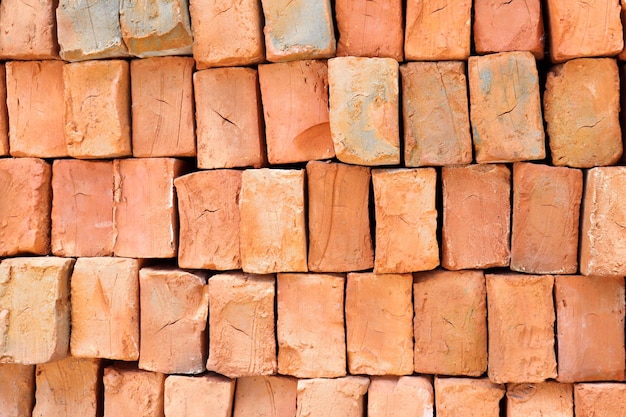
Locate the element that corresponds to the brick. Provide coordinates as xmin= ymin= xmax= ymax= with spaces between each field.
xmin=0 ymin=64 xmax=7 ymax=156
xmin=544 ymin=58 xmax=622 ymax=167
xmin=131 ymin=57 xmax=195 ymax=157
xmin=511 ymin=162 xmax=582 ymax=274
xmin=258 ymin=60 xmax=334 ymax=164
xmin=277 ymin=273 xmax=346 ymax=378
xmin=546 ymin=0 xmax=622 ymax=62
xmin=486 ymin=274 xmax=557 ymax=383
xmin=206 ymin=273 xmax=276 ymax=378
xmin=6 ymin=61 xmax=67 ymax=158
xmin=413 ymin=269 xmax=487 ymax=376
xmin=51 ymin=160 xmax=115 ymax=257
xmin=405 ymin=0 xmax=471 ymax=60
xmin=33 ymin=357 xmax=101 ymax=417
xmin=70 ymin=257 xmax=140 ymax=361
xmin=239 ymin=169 xmax=307 ymax=274
xmin=165 ymin=375 xmax=234 ymax=417
xmin=0 ymin=158 xmax=51 ymax=257
xmin=329 ymin=57 xmax=400 ymax=165
xmin=307 ymin=161 xmax=372 ymax=272
xmin=574 ymin=383 xmax=626 ymax=417
xmin=139 ymin=267 xmax=209 ymax=375
xmin=0 ymin=364 xmax=35 ymax=417
xmin=620 ymin=2 xmax=626 ymax=60
xmin=400 ymin=61 xmax=472 ymax=166
xmin=346 ymin=273 xmax=413 ymax=375
xmin=113 ymin=158 xmax=185 ymax=259
xmin=194 ymin=68 xmax=265 ymax=169
xmin=435 ymin=377 xmax=505 ymax=417
xmin=63 ymin=60 xmax=131 ymax=158
xmin=507 ymin=382 xmax=573 ymax=417
xmin=0 ymin=0 xmax=58 ymax=59
xmin=296 ymin=377 xmax=369 ymax=417
xmin=468 ymin=52 xmax=545 ymax=163
xmin=335 ymin=0 xmax=403 ymax=60
xmin=442 ymin=164 xmax=511 ymax=270
xmin=233 ymin=376 xmax=297 ymax=417
xmin=0 ymin=257 xmax=73 ymax=364
xmin=119 ymin=0 xmax=193 ymax=57
xmin=103 ymin=364 xmax=164 ymax=417
xmin=174 ymin=170 xmax=241 ymax=270
xmin=372 ymin=168 xmax=438 ymax=273
xmin=368 ymin=376 xmax=433 ymax=417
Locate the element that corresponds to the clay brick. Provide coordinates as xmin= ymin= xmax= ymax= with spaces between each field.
xmin=435 ymin=377 xmax=505 ymax=417
xmin=0 ymin=257 xmax=73 ymax=364
xmin=555 ymin=275 xmax=625 ymax=382
xmin=33 ymin=357 xmax=101 ymax=417
xmin=139 ymin=267 xmax=209 ymax=375
xmin=194 ymin=68 xmax=265 ymax=169
xmin=296 ymin=377 xmax=370 ymax=417
xmin=368 ymin=376 xmax=433 ymax=417
xmin=0 ymin=64 xmax=7 ymax=156
xmin=51 ymin=160 xmax=115 ymax=257
xmin=165 ymin=374 xmax=234 ymax=417
xmin=574 ymin=383 xmax=626 ymax=417
xmin=468 ymin=52 xmax=545 ymax=163
xmin=233 ymin=376 xmax=297 ymax=417
xmin=544 ymin=58 xmax=622 ymax=167
xmin=507 ymin=382 xmax=573 ymax=417
xmin=511 ymin=162 xmax=583 ymax=274
xmin=103 ymin=364 xmax=164 ymax=417
xmin=0 ymin=364 xmax=35 ymax=417
xmin=277 ymin=273 xmax=346 ymax=378
xmin=442 ymin=164 xmax=511 ymax=270
xmin=346 ymin=273 xmax=413 ymax=375
xmin=63 ymin=60 xmax=131 ymax=158
xmin=329 ymin=57 xmax=400 ymax=165
xmin=0 ymin=158 xmax=51 ymax=257
xmin=546 ymin=0 xmax=622 ymax=62
xmin=6 ymin=61 xmax=67 ymax=158
xmin=131 ymin=57 xmax=195 ymax=157
xmin=119 ymin=0 xmax=193 ymax=57
xmin=335 ymin=0 xmax=403 ymax=60
xmin=400 ymin=61 xmax=472 ymax=166
xmin=473 ymin=0 xmax=544 ymax=58
xmin=206 ymin=273 xmax=276 ymax=378
xmin=70 ymin=257 xmax=140 ymax=361
xmin=405 ymin=0 xmax=472 ymax=60
xmin=0 ymin=0 xmax=58 ymax=59
xmin=174 ymin=170 xmax=241 ymax=270
xmin=307 ymin=161 xmax=372 ymax=272
xmin=413 ymin=269 xmax=488 ymax=376
xmin=258 ymin=60 xmax=334 ymax=164
xmin=486 ymin=274 xmax=557 ymax=383
xmin=372 ymin=168 xmax=438 ymax=273
xmin=113 ymin=158 xmax=185 ymax=259
xmin=239 ymin=169 xmax=307 ymax=274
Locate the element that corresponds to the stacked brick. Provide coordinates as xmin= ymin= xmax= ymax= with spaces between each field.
xmin=1 ymin=0 xmax=626 ymax=416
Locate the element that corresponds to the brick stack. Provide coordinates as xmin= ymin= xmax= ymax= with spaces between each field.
xmin=0 ymin=0 xmax=626 ymax=416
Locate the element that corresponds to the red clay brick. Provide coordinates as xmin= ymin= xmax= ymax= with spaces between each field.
xmin=435 ymin=377 xmax=505 ymax=417
xmin=0 ymin=0 xmax=58 ymax=59
xmin=296 ymin=377 xmax=369 ymax=417
xmin=0 ymin=364 xmax=35 ymax=417
xmin=574 ymin=383 xmax=626 ymax=417
xmin=507 ymin=382 xmax=573 ymax=417
xmin=0 ymin=64 xmax=7 ymax=156
xmin=165 ymin=374 xmax=234 ymax=417
xmin=103 ymin=364 xmax=164 ymax=417
xmin=233 ymin=376 xmax=297 ymax=417
xmin=368 ymin=376 xmax=433 ymax=417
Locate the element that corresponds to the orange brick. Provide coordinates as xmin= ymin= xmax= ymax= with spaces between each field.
xmin=511 ymin=162 xmax=582 ymax=274
xmin=131 ymin=57 xmax=196 ymax=157
xmin=165 ymin=374 xmax=234 ymax=417
xmin=0 ymin=64 xmax=7 ymax=156
xmin=194 ymin=68 xmax=265 ymax=169
xmin=0 ymin=0 xmax=58 ymax=59
xmin=442 ymin=164 xmax=511 ymax=270
xmin=0 ymin=364 xmax=35 ymax=417
xmin=372 ymin=168 xmax=438 ymax=273
xmin=574 ymin=383 xmax=626 ymax=417
xmin=6 ymin=61 xmax=67 ymax=158
xmin=103 ymin=364 xmax=164 ymax=417
xmin=507 ymin=382 xmax=573 ymax=417
xmin=435 ymin=377 xmax=505 ymax=417
xmin=307 ymin=161 xmax=372 ymax=272
xmin=487 ymin=274 xmax=557 ymax=383
xmin=258 ymin=60 xmax=334 ymax=164
xmin=368 ymin=376 xmax=433 ymax=417
xmin=413 ymin=269 xmax=488 ymax=376
xmin=233 ymin=376 xmax=297 ymax=417
xmin=296 ymin=377 xmax=369 ymax=417
xmin=174 ymin=170 xmax=241 ymax=270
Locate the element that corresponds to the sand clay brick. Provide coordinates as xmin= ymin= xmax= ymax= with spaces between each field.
xmin=511 ymin=162 xmax=582 ymax=274
xmin=0 ymin=0 xmax=58 ymax=59
xmin=258 ymin=60 xmax=334 ymax=164
xmin=400 ymin=61 xmax=472 ymax=166
xmin=103 ymin=364 xmax=164 ymax=417
xmin=435 ymin=377 xmax=505 ymax=417
xmin=487 ymin=274 xmax=557 ymax=384
xmin=131 ymin=57 xmax=196 ymax=157
xmin=307 ymin=161 xmax=372 ymax=272
xmin=165 ymin=374 xmax=234 ymax=417
xmin=373 ymin=168 xmax=438 ymax=273
xmin=296 ymin=377 xmax=369 ymax=417
xmin=174 ymin=170 xmax=241 ymax=270
xmin=0 ymin=65 xmax=7 ymax=156
xmin=468 ymin=52 xmax=545 ymax=163
xmin=0 ymin=257 xmax=74 ymax=364
xmin=507 ymin=382 xmax=573 ymax=417
xmin=368 ymin=376 xmax=433 ymax=417
xmin=0 ymin=364 xmax=35 ymax=417
xmin=413 ymin=269 xmax=488 ymax=376
xmin=574 ymin=383 xmax=626 ymax=417
xmin=233 ymin=376 xmax=297 ymax=417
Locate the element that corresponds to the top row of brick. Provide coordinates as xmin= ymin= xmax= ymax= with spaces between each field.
xmin=1 ymin=0 xmax=624 ymax=64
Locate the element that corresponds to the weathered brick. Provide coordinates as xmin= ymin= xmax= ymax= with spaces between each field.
xmin=435 ymin=377 xmax=505 ymax=417
xmin=368 ymin=376 xmax=433 ymax=417
xmin=0 ymin=364 xmax=35 ymax=417
xmin=296 ymin=377 xmax=369 ymax=417
xmin=507 ymin=382 xmax=573 ymax=417
xmin=103 ymin=364 xmax=164 ymax=417
xmin=574 ymin=383 xmax=626 ymax=417
xmin=165 ymin=374 xmax=234 ymax=417
xmin=233 ymin=376 xmax=297 ymax=417
xmin=0 ymin=0 xmax=58 ymax=59
xmin=0 ymin=64 xmax=7 ymax=156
